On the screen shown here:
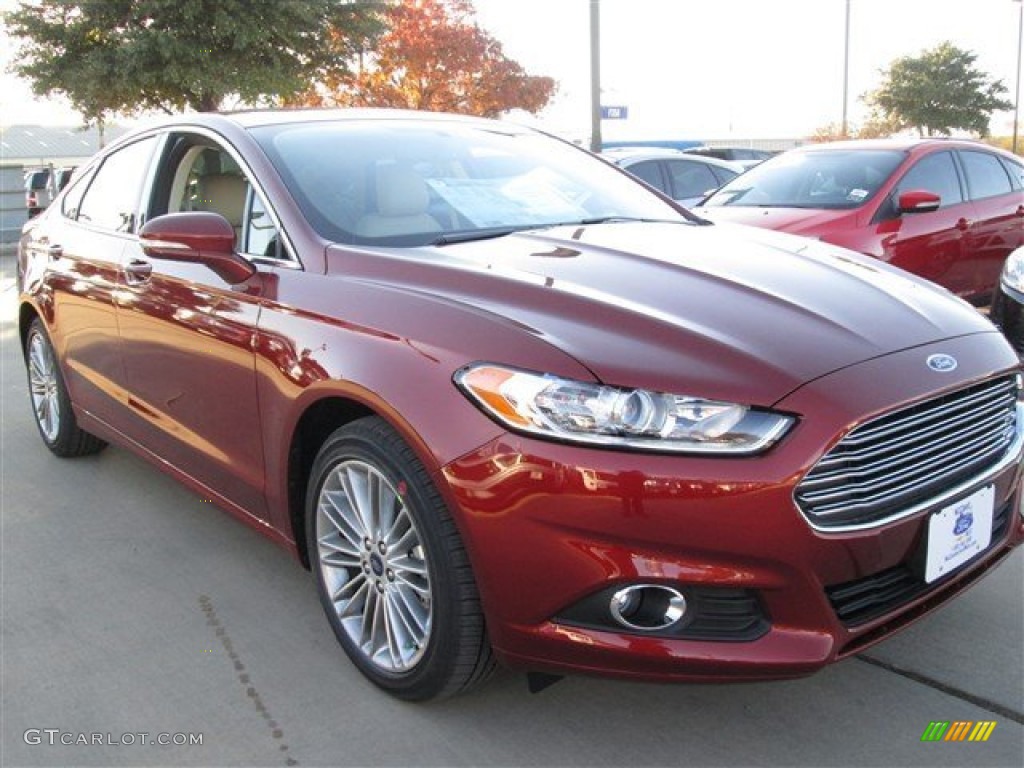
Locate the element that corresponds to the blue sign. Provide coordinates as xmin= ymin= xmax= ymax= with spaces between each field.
xmin=601 ymin=106 xmax=629 ymax=120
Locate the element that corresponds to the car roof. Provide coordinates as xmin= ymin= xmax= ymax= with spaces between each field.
xmin=151 ymin=108 xmax=519 ymax=132
xmin=794 ymin=137 xmax=1007 ymax=154
xmin=601 ymin=147 xmax=686 ymax=159
xmin=602 ymin=147 xmax=744 ymax=173
xmin=684 ymin=146 xmax=770 ymax=154
xmin=105 ymin=108 xmax=544 ymax=156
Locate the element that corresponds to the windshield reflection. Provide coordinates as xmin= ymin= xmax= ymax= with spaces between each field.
xmin=251 ymin=120 xmax=688 ymax=247
xmin=703 ymin=149 xmax=906 ymax=210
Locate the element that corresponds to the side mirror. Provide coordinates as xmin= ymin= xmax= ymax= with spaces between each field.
xmin=139 ymin=212 xmax=255 ymax=284
xmin=897 ymin=189 xmax=941 ymax=215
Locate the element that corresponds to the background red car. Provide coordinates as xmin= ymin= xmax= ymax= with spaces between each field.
xmin=698 ymin=139 xmax=1024 ymax=306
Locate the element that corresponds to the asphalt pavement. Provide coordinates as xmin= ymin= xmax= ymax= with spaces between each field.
xmin=1 ymin=243 xmax=1022 ymax=767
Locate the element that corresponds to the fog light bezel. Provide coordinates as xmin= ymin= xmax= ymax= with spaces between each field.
xmin=553 ymin=583 xmax=770 ymax=642
xmin=609 ymin=584 xmax=688 ymax=632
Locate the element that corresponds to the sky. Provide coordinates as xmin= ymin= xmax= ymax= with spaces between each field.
xmin=1 ymin=0 xmax=1021 ymax=141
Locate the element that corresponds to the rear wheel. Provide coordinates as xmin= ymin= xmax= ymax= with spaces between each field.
xmin=25 ymin=318 xmax=106 ymax=457
xmin=307 ymin=416 xmax=495 ymax=700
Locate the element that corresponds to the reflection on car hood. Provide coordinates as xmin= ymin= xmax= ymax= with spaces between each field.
xmin=696 ymin=205 xmax=849 ymax=236
xmin=328 ymin=221 xmax=995 ymax=406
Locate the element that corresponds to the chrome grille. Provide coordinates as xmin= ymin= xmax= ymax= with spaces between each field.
xmin=796 ymin=376 xmax=1018 ymax=529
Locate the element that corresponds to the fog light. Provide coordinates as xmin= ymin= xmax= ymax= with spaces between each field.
xmin=609 ymin=584 xmax=687 ymax=631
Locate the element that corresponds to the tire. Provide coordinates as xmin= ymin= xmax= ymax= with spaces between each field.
xmin=306 ymin=416 xmax=495 ymax=700
xmin=25 ymin=318 xmax=107 ymax=458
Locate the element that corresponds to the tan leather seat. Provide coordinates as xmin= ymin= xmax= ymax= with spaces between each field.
xmin=195 ymin=173 xmax=248 ymax=238
xmin=354 ymin=166 xmax=441 ymax=238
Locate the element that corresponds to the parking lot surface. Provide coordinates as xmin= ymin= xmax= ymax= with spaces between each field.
xmin=1 ymin=247 xmax=1022 ymax=767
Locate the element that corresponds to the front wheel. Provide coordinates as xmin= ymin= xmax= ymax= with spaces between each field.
xmin=25 ymin=318 xmax=106 ymax=457
xmin=306 ymin=416 xmax=495 ymax=700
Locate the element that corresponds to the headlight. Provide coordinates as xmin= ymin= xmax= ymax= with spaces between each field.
xmin=455 ymin=364 xmax=794 ymax=455
xmin=1002 ymin=247 xmax=1024 ymax=294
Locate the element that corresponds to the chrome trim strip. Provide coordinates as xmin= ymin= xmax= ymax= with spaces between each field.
xmin=802 ymin=408 xmax=1012 ymax=485
xmin=836 ymin=381 xmax=1014 ymax=447
xmin=798 ymin=403 xmax=1024 ymax=534
xmin=803 ymin=435 xmax=1007 ymax=514
xmin=800 ymin=427 xmax=1010 ymax=505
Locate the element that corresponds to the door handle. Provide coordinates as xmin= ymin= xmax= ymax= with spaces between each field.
xmin=124 ymin=259 xmax=153 ymax=284
xmin=46 ymin=244 xmax=63 ymax=259
xmin=955 ymin=218 xmax=972 ymax=232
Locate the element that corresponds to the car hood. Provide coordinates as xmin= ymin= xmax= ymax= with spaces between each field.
xmin=696 ymin=205 xmax=851 ymax=237
xmin=327 ymin=221 xmax=995 ymax=406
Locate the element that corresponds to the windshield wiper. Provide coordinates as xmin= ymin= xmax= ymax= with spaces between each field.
xmin=431 ymin=226 xmax=528 ymax=246
xmin=430 ymin=214 xmax=703 ymax=246
xmin=576 ymin=215 xmax=696 ymax=225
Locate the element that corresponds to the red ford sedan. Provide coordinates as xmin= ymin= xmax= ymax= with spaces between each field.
xmin=698 ymin=139 xmax=1024 ymax=306
xmin=17 ymin=111 xmax=1024 ymax=700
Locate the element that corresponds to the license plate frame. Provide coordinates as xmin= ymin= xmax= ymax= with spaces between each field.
xmin=923 ymin=485 xmax=994 ymax=584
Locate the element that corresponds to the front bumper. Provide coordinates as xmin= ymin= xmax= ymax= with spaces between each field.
xmin=440 ymin=333 xmax=1024 ymax=682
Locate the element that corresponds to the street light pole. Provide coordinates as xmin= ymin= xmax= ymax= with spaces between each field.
xmin=1013 ymin=0 xmax=1022 ymax=154
xmin=590 ymin=0 xmax=602 ymax=153
xmin=842 ymin=0 xmax=851 ymax=138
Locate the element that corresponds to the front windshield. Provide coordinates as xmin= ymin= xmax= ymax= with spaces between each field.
xmin=702 ymin=149 xmax=906 ymax=210
xmin=250 ymin=119 xmax=687 ymax=246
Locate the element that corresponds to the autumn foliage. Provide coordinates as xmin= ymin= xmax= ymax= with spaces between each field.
xmin=297 ymin=0 xmax=556 ymax=117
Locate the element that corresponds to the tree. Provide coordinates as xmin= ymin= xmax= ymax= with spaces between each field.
xmin=5 ymin=0 xmax=382 ymax=121
xmin=297 ymin=0 xmax=556 ymax=117
xmin=864 ymin=42 xmax=1012 ymax=137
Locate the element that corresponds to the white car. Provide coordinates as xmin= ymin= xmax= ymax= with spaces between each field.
xmin=602 ymin=148 xmax=743 ymax=207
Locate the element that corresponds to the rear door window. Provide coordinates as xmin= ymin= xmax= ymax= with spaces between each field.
xmin=666 ymin=160 xmax=719 ymax=201
xmin=959 ymin=150 xmax=1013 ymax=200
xmin=76 ymin=137 xmax=159 ymax=232
xmin=60 ymin=167 xmax=96 ymax=219
xmin=997 ymin=155 xmax=1023 ymax=191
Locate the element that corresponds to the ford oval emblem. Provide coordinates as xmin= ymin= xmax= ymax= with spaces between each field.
xmin=953 ymin=508 xmax=973 ymax=536
xmin=926 ymin=354 xmax=958 ymax=372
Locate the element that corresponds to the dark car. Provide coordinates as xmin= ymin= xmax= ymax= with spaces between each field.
xmin=24 ymin=168 xmax=53 ymax=218
xmin=990 ymin=246 xmax=1024 ymax=355
xmin=18 ymin=110 xmax=1023 ymax=700
xmin=698 ymin=139 xmax=1024 ymax=306
xmin=683 ymin=145 xmax=776 ymax=169
xmin=53 ymin=166 xmax=76 ymax=193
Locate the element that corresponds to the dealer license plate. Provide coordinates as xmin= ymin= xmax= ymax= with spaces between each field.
xmin=924 ymin=485 xmax=994 ymax=584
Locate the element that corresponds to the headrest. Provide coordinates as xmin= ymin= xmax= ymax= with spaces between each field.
xmin=197 ymin=173 xmax=247 ymax=226
xmin=375 ymin=166 xmax=430 ymax=217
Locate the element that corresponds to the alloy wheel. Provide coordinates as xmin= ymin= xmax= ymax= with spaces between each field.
xmin=28 ymin=331 xmax=61 ymax=443
xmin=315 ymin=460 xmax=433 ymax=673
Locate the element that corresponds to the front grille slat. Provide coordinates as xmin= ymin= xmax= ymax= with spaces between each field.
xmin=797 ymin=376 xmax=1018 ymax=528
xmin=804 ymin=445 xmax=1008 ymax=519
xmin=806 ymin=399 xmax=1015 ymax=479
xmin=800 ymin=430 xmax=1009 ymax=510
xmin=799 ymin=409 xmax=1014 ymax=490
xmin=835 ymin=382 xmax=1016 ymax=447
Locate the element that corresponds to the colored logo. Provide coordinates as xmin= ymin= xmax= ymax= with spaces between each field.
xmin=926 ymin=354 xmax=958 ymax=372
xmin=921 ymin=721 xmax=997 ymax=742
xmin=953 ymin=509 xmax=973 ymax=536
